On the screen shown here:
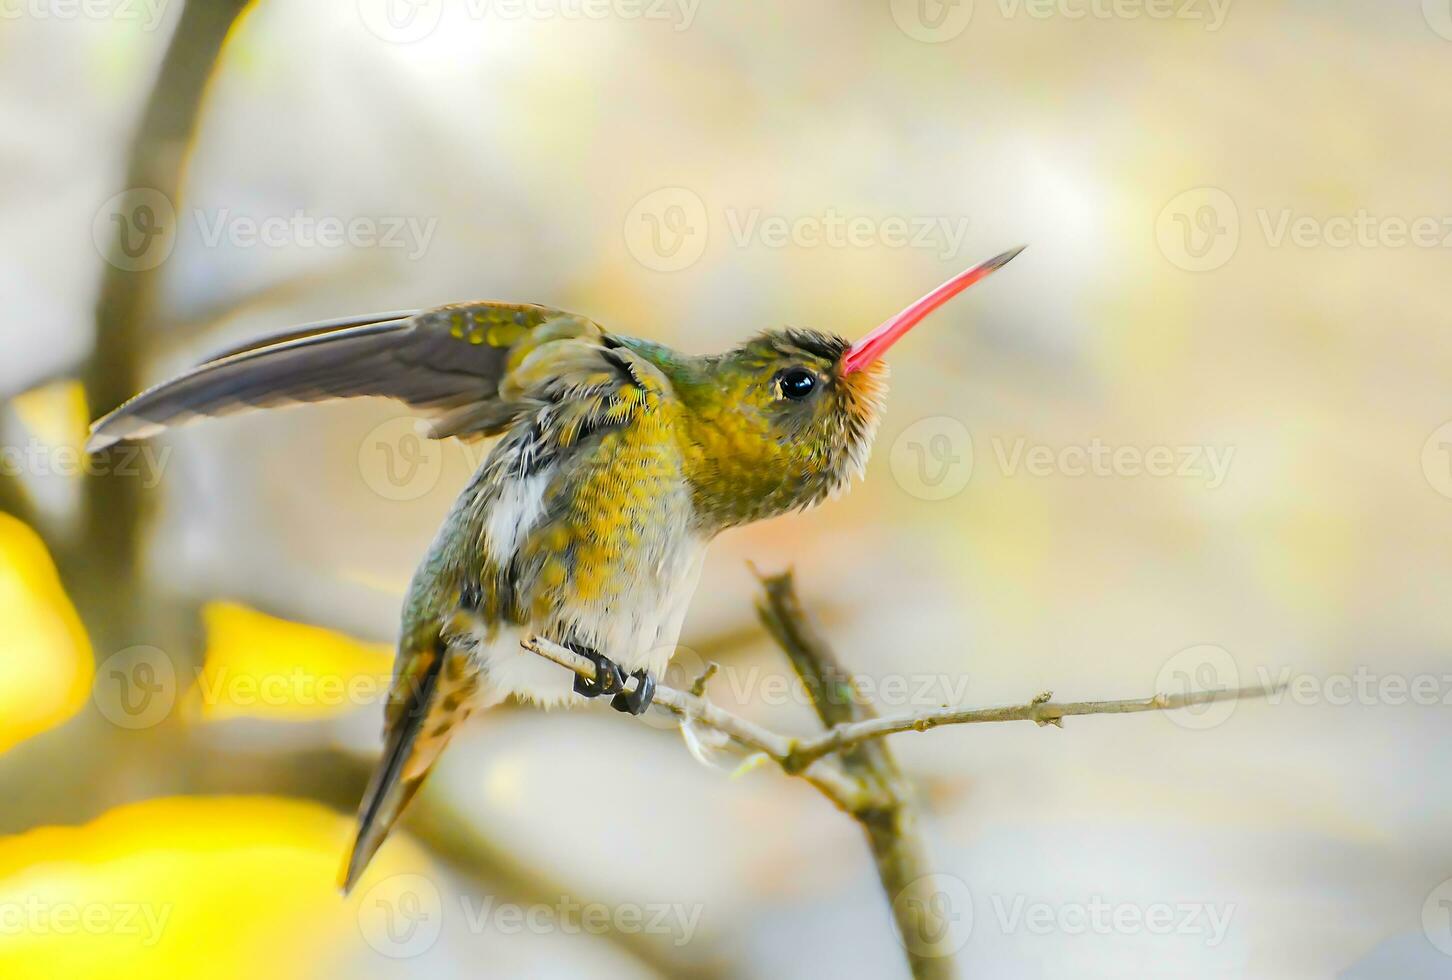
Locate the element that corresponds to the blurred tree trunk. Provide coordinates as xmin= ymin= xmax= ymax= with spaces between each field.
xmin=78 ymin=0 xmax=254 ymax=656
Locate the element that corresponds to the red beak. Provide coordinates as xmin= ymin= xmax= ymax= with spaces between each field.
xmin=841 ymin=245 xmax=1025 ymax=375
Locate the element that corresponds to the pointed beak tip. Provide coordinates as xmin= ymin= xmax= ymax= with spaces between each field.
xmin=993 ymin=244 xmax=1028 ymax=268
xmin=841 ymin=244 xmax=1025 ymax=374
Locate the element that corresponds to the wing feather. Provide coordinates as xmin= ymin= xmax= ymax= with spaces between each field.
xmin=87 ymin=302 xmax=603 ymax=451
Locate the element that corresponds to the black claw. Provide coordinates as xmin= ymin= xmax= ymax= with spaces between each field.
xmin=612 ymin=670 xmax=655 ymax=715
xmin=460 ymin=580 xmax=483 ymax=611
xmin=572 ymin=648 xmax=626 ymax=699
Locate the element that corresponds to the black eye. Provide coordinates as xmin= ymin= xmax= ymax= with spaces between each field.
xmin=779 ymin=368 xmax=817 ymax=400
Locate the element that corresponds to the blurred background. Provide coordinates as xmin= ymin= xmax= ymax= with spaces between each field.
xmin=2 ymin=0 xmax=1450 ymax=976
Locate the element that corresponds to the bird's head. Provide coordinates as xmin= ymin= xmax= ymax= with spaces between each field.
xmin=657 ymin=247 xmax=1023 ymax=530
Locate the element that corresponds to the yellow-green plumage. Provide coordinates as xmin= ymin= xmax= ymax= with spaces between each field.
xmin=86 ymin=298 xmax=893 ymax=895
xmin=85 ymin=248 xmax=1020 ymax=896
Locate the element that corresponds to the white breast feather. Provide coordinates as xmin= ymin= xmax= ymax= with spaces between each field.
xmin=471 ymin=535 xmax=709 ymax=709
xmin=484 ymin=469 xmax=550 ymax=566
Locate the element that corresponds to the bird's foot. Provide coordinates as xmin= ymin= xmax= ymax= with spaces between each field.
xmin=572 ymin=648 xmax=626 ymax=699
xmin=611 ymin=670 xmax=655 ymax=716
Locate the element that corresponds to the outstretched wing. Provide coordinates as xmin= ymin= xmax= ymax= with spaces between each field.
xmin=86 ymin=303 xmax=607 ymax=451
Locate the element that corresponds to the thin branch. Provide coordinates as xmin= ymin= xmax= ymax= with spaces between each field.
xmin=754 ymin=570 xmax=951 ymax=980
xmin=784 ymin=683 xmax=1286 ymax=772
xmin=523 ymin=576 xmax=1287 ymax=980
xmin=519 ymin=636 xmax=873 ymax=811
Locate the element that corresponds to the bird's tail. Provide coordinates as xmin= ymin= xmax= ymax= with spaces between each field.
xmin=340 ymin=637 xmax=466 ymax=895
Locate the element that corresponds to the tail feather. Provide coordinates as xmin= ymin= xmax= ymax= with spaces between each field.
xmin=340 ymin=645 xmax=447 ymax=895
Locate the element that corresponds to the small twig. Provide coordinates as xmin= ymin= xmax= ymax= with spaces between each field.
xmin=784 ymin=682 xmax=1287 ymax=771
xmin=519 ymin=636 xmax=871 ymax=810
xmin=689 ymin=661 xmax=719 ymax=697
xmin=522 ymin=578 xmax=1288 ymax=980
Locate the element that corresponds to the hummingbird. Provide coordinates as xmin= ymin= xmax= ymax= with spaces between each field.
xmin=87 ymin=246 xmax=1022 ymax=892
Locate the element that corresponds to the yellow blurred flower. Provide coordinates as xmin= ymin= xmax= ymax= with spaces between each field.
xmin=10 ymin=381 xmax=88 ymax=454
xmin=0 ymin=513 xmax=92 ymax=753
xmin=0 ymin=796 xmax=434 ymax=980
xmin=192 ymin=602 xmax=394 ymax=722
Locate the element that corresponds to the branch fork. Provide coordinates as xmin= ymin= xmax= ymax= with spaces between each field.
xmin=521 ymin=571 xmax=1284 ymax=980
